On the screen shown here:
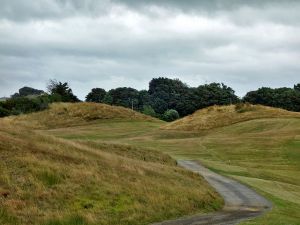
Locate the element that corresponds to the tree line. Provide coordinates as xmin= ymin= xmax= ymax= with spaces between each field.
xmin=1 ymin=78 xmax=300 ymax=121
xmin=243 ymin=84 xmax=300 ymax=112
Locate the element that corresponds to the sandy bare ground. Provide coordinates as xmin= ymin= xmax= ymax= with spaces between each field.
xmin=152 ymin=160 xmax=272 ymax=225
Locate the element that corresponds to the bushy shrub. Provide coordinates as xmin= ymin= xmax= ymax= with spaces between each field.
xmin=0 ymin=95 xmax=50 ymax=116
xmin=142 ymin=105 xmax=156 ymax=117
xmin=0 ymin=106 xmax=10 ymax=117
xmin=163 ymin=109 xmax=179 ymax=122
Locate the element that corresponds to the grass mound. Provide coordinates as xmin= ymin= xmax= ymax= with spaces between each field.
xmin=163 ymin=104 xmax=300 ymax=131
xmin=5 ymin=102 xmax=157 ymax=129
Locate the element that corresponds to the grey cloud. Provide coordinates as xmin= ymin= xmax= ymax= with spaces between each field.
xmin=0 ymin=0 xmax=299 ymax=100
xmin=2 ymin=0 xmax=300 ymax=25
xmin=116 ymin=0 xmax=300 ymax=24
xmin=0 ymin=0 xmax=111 ymax=21
xmin=116 ymin=0 xmax=292 ymax=10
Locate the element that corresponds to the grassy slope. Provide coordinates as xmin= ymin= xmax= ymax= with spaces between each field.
xmin=0 ymin=103 xmax=222 ymax=225
xmin=190 ymin=118 xmax=300 ymax=225
xmin=50 ymin=104 xmax=300 ymax=224
xmin=163 ymin=104 xmax=300 ymax=131
xmin=5 ymin=102 xmax=157 ymax=129
xmin=160 ymin=105 xmax=300 ymax=224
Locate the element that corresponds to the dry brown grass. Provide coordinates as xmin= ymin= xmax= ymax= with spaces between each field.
xmin=0 ymin=104 xmax=222 ymax=225
xmin=163 ymin=104 xmax=300 ymax=131
xmin=4 ymin=102 xmax=157 ymax=129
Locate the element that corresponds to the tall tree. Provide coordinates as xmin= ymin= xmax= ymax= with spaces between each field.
xmin=138 ymin=90 xmax=151 ymax=111
xmin=86 ymin=88 xmax=106 ymax=103
xmin=193 ymin=83 xmax=239 ymax=109
xmin=108 ymin=87 xmax=140 ymax=109
xmin=148 ymin=77 xmax=193 ymax=116
xmin=103 ymin=92 xmax=113 ymax=105
xmin=47 ymin=79 xmax=80 ymax=102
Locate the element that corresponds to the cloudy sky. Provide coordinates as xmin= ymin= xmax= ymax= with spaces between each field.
xmin=0 ymin=0 xmax=299 ymax=99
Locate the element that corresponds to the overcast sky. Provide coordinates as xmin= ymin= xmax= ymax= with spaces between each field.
xmin=0 ymin=0 xmax=299 ymax=99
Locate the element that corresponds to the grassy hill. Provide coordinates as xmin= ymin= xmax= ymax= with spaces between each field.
xmin=2 ymin=102 xmax=299 ymax=225
xmin=48 ymin=104 xmax=300 ymax=225
xmin=159 ymin=105 xmax=300 ymax=224
xmin=163 ymin=104 xmax=300 ymax=131
xmin=0 ymin=103 xmax=222 ymax=225
xmin=5 ymin=102 xmax=157 ymax=129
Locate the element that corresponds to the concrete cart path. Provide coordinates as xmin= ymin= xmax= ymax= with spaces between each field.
xmin=152 ymin=160 xmax=272 ymax=225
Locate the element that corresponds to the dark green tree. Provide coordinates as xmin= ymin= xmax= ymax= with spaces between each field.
xmin=148 ymin=78 xmax=239 ymax=117
xmin=103 ymin=92 xmax=113 ymax=105
xmin=11 ymin=87 xmax=44 ymax=98
xmin=294 ymin=83 xmax=300 ymax=92
xmin=108 ymin=87 xmax=140 ymax=109
xmin=138 ymin=90 xmax=151 ymax=111
xmin=243 ymin=87 xmax=274 ymax=106
xmin=148 ymin=77 xmax=193 ymax=116
xmin=85 ymin=88 xmax=106 ymax=103
xmin=150 ymin=97 xmax=168 ymax=115
xmin=193 ymin=83 xmax=239 ymax=109
xmin=47 ymin=80 xmax=80 ymax=102
xmin=243 ymin=85 xmax=300 ymax=112
xmin=142 ymin=105 xmax=156 ymax=117
xmin=0 ymin=106 xmax=10 ymax=117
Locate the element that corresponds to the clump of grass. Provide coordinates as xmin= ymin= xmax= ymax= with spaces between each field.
xmin=0 ymin=208 xmax=19 ymax=225
xmin=36 ymin=170 xmax=62 ymax=187
xmin=43 ymin=214 xmax=89 ymax=225
xmin=235 ymin=102 xmax=254 ymax=113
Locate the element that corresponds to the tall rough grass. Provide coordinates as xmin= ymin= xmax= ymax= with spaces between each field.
xmin=0 ymin=103 xmax=222 ymax=225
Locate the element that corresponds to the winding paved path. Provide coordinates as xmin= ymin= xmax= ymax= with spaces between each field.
xmin=152 ymin=160 xmax=272 ymax=225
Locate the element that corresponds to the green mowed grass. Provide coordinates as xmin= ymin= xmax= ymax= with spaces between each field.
xmin=48 ymin=117 xmax=300 ymax=224
xmin=47 ymin=119 xmax=164 ymax=141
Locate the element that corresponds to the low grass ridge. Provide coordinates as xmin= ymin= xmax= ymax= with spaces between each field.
xmin=5 ymin=102 xmax=157 ymax=129
xmin=0 ymin=106 xmax=222 ymax=225
xmin=163 ymin=104 xmax=300 ymax=131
